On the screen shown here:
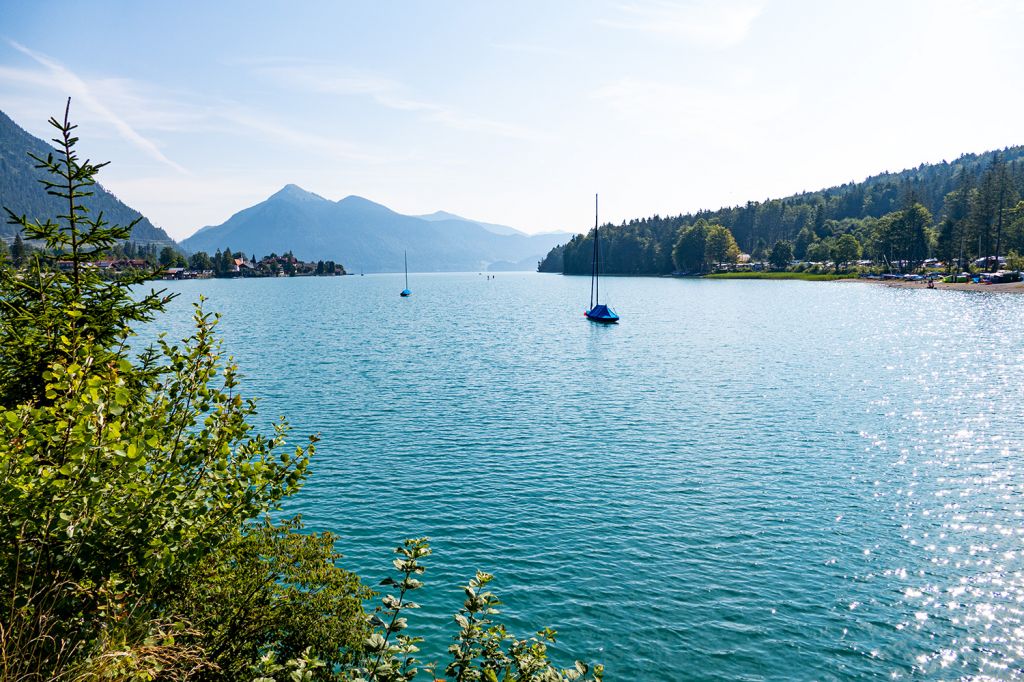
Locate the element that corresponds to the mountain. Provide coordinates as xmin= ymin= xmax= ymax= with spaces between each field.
xmin=416 ymin=210 xmax=526 ymax=236
xmin=0 ymin=109 xmax=176 ymax=245
xmin=417 ymin=211 xmax=574 ymax=243
xmin=539 ymin=145 xmax=1024 ymax=275
xmin=180 ymin=186 xmax=573 ymax=272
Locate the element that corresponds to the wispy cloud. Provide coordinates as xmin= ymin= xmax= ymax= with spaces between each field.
xmin=256 ymin=62 xmax=544 ymax=141
xmin=0 ymin=48 xmax=385 ymax=165
xmin=216 ymin=106 xmax=388 ymax=163
xmin=491 ymin=42 xmax=570 ymax=56
xmin=6 ymin=40 xmax=189 ymax=173
xmin=599 ymin=0 xmax=764 ymax=47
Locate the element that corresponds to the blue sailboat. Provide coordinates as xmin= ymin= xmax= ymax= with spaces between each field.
xmin=400 ymin=251 xmax=411 ymax=297
xmin=585 ymin=195 xmax=619 ymax=323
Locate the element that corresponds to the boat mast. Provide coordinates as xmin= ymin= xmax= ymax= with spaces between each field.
xmin=596 ymin=194 xmax=601 ymax=306
xmin=591 ymin=194 xmax=599 ymax=308
xmin=404 ymin=250 xmax=409 ymax=289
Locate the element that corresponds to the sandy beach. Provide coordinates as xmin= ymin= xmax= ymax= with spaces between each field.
xmin=841 ymin=278 xmax=1024 ymax=294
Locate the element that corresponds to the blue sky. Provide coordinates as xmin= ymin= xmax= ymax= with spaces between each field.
xmin=1 ymin=0 xmax=1022 ymax=240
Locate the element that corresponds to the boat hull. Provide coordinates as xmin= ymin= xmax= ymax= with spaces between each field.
xmin=400 ymin=290 xmax=412 ymax=297
xmin=584 ymin=310 xmax=619 ymax=323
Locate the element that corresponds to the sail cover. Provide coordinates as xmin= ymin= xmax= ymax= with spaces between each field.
xmin=586 ymin=304 xmax=617 ymax=319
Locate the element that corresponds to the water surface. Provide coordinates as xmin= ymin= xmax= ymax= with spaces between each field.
xmin=145 ymin=273 xmax=1024 ymax=680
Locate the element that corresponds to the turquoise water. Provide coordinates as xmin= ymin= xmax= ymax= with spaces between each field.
xmin=146 ymin=274 xmax=1024 ymax=680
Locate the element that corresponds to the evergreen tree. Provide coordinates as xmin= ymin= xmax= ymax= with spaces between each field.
xmin=972 ymin=158 xmax=1003 ymax=268
xmin=794 ymin=226 xmax=816 ymax=260
xmin=1006 ymin=201 xmax=1024 ymax=259
xmin=220 ymin=247 xmax=234 ymax=274
xmin=539 ymin=146 xmax=1024 ymax=275
xmin=790 ymin=227 xmax=815 ymax=261
xmin=813 ymin=202 xmax=827 ymax=237
xmin=10 ymin=232 xmax=26 ymax=266
xmin=751 ymin=237 xmax=767 ymax=261
xmin=942 ymin=169 xmax=975 ymax=270
xmin=875 ymin=204 xmax=931 ymax=271
xmin=991 ymin=155 xmax=1018 ymax=269
xmin=0 ymin=99 xmax=340 ymax=680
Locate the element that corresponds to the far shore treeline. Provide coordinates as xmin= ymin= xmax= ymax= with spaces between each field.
xmin=539 ymin=147 xmax=1024 ymax=275
xmin=1 ymin=236 xmax=346 ymax=280
xmin=181 ymin=248 xmax=345 ymax=278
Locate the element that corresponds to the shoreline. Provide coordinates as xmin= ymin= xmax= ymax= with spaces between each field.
xmin=838 ymin=278 xmax=1024 ymax=294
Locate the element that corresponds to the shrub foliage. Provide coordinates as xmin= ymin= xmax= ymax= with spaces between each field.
xmin=0 ymin=102 xmax=600 ymax=681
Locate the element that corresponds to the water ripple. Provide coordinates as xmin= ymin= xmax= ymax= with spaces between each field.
xmin=142 ymin=275 xmax=1024 ymax=680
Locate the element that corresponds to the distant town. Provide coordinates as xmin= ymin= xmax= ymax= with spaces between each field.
xmin=161 ymin=249 xmax=345 ymax=280
xmin=2 ymin=235 xmax=345 ymax=280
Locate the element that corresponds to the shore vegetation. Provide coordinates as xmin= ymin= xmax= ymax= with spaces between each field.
xmin=703 ymin=271 xmax=856 ymax=281
xmin=0 ymin=101 xmax=600 ymax=681
xmin=540 ymin=148 xmax=1024 ymax=278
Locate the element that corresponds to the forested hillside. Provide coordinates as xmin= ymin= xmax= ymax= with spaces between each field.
xmin=540 ymin=147 xmax=1024 ymax=275
xmin=0 ymin=109 xmax=175 ymax=245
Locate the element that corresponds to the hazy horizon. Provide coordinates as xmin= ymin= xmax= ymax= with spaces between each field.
xmin=2 ymin=0 xmax=1023 ymax=241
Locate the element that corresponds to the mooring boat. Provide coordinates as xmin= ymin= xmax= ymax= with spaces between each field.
xmin=400 ymin=251 xmax=411 ymax=297
xmin=585 ymin=195 xmax=619 ymax=323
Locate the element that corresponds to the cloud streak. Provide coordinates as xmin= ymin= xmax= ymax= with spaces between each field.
xmin=599 ymin=0 xmax=765 ymax=47
xmin=256 ymin=63 xmax=544 ymax=141
xmin=0 ymin=50 xmax=385 ymax=165
xmin=216 ymin=106 xmax=388 ymax=163
xmin=6 ymin=40 xmax=189 ymax=174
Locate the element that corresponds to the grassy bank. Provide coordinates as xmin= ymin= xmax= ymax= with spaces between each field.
xmin=703 ymin=271 xmax=857 ymax=281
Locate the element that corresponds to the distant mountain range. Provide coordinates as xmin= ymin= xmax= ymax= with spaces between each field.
xmin=2 ymin=107 xmax=567 ymax=269
xmin=0 ymin=109 xmax=176 ymax=245
xmin=181 ymin=185 xmax=572 ymax=272
xmin=415 ymin=210 xmax=525 ymax=236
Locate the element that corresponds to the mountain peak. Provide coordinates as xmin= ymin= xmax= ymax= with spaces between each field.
xmin=179 ymin=186 xmax=568 ymax=272
xmin=337 ymin=195 xmax=394 ymax=213
xmin=269 ymin=184 xmax=327 ymax=203
xmin=417 ymin=210 xmax=527 ymax=237
xmin=418 ymin=210 xmax=466 ymax=222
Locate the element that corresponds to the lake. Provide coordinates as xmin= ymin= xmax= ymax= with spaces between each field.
xmin=145 ymin=273 xmax=1024 ymax=680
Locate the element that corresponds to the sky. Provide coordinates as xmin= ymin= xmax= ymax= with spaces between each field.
xmin=1 ymin=0 xmax=1022 ymax=241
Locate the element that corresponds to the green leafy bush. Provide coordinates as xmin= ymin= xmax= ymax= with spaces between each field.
xmin=0 ymin=102 xmax=600 ymax=681
xmin=352 ymin=539 xmax=603 ymax=682
xmin=0 ymin=100 xmax=320 ymax=679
